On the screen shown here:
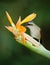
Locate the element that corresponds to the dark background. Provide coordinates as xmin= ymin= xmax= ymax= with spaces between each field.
xmin=0 ymin=0 xmax=50 ymax=65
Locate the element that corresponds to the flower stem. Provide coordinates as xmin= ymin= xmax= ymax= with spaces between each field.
xmin=25 ymin=41 xmax=50 ymax=59
xmin=16 ymin=36 xmax=50 ymax=59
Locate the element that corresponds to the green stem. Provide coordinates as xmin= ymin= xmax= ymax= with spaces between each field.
xmin=26 ymin=41 xmax=50 ymax=59
xmin=16 ymin=39 xmax=50 ymax=59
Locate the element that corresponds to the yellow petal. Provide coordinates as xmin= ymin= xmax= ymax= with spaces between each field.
xmin=5 ymin=11 xmax=16 ymax=28
xmin=21 ymin=13 xmax=36 ymax=24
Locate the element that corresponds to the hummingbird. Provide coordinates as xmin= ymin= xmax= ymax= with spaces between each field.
xmin=25 ymin=22 xmax=42 ymax=43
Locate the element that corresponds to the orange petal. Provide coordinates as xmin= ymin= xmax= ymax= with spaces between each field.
xmin=5 ymin=26 xmax=13 ymax=32
xmin=20 ymin=26 xmax=26 ymax=33
xmin=21 ymin=33 xmax=26 ymax=44
xmin=5 ymin=26 xmax=18 ymax=36
xmin=16 ymin=16 xmax=21 ymax=29
xmin=21 ymin=13 xmax=36 ymax=24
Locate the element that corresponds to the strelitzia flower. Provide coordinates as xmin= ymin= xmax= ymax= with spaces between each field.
xmin=5 ymin=11 xmax=50 ymax=59
xmin=5 ymin=11 xmax=37 ymax=44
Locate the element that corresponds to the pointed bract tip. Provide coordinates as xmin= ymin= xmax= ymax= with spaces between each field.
xmin=18 ymin=16 xmax=21 ymax=22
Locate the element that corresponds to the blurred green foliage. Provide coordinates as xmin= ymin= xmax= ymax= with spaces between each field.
xmin=0 ymin=0 xmax=50 ymax=65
